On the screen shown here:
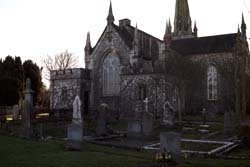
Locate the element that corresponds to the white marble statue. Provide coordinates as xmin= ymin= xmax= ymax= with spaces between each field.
xmin=72 ymin=95 xmax=82 ymax=125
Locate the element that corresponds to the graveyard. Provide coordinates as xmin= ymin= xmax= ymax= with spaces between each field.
xmin=0 ymin=80 xmax=250 ymax=167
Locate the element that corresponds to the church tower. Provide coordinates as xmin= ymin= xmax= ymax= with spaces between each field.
xmin=173 ymin=0 xmax=195 ymax=39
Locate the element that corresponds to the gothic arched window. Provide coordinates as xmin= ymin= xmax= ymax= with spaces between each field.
xmin=102 ymin=52 xmax=120 ymax=96
xmin=207 ymin=66 xmax=217 ymax=100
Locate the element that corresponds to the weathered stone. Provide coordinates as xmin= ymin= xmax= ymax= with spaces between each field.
xmin=142 ymin=111 xmax=153 ymax=136
xmin=67 ymin=123 xmax=84 ymax=141
xmin=127 ymin=119 xmax=142 ymax=138
xmin=23 ymin=78 xmax=34 ymax=107
xmin=160 ymin=132 xmax=181 ymax=163
xmin=96 ymin=103 xmax=108 ymax=136
xmin=162 ymin=101 xmax=175 ymax=126
xmin=20 ymin=99 xmax=33 ymax=139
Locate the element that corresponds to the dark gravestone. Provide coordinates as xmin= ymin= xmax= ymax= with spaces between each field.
xmin=142 ymin=111 xmax=153 ymax=136
xmin=127 ymin=119 xmax=142 ymax=138
xmin=96 ymin=103 xmax=108 ymax=136
xmin=160 ymin=132 xmax=181 ymax=163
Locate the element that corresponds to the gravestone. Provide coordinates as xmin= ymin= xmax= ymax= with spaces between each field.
xmin=142 ymin=105 xmax=153 ymax=137
xmin=12 ymin=105 xmax=20 ymax=121
xmin=66 ymin=95 xmax=85 ymax=151
xmin=127 ymin=119 xmax=142 ymax=138
xmin=96 ymin=103 xmax=108 ymax=136
xmin=162 ymin=101 xmax=175 ymax=126
xmin=20 ymin=99 xmax=33 ymax=138
xmin=160 ymin=132 xmax=181 ymax=163
xmin=127 ymin=105 xmax=143 ymax=138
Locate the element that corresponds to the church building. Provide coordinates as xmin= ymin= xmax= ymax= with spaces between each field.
xmin=50 ymin=0 xmax=249 ymax=119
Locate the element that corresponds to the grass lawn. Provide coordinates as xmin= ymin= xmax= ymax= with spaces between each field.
xmin=0 ymin=135 xmax=151 ymax=167
xmin=1 ymin=135 xmax=250 ymax=167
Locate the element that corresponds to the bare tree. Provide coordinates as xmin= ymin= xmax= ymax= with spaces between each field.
xmin=42 ymin=50 xmax=78 ymax=79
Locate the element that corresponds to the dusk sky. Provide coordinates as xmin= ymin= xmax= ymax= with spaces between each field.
xmin=0 ymin=0 xmax=249 ymax=82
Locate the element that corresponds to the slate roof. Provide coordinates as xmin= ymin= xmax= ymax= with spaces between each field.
xmin=113 ymin=24 xmax=161 ymax=60
xmin=170 ymin=33 xmax=238 ymax=55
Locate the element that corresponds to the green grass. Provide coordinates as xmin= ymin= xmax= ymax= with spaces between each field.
xmin=0 ymin=135 xmax=150 ymax=167
xmin=227 ymin=147 xmax=250 ymax=157
xmin=1 ymin=135 xmax=250 ymax=167
xmin=182 ymin=158 xmax=250 ymax=167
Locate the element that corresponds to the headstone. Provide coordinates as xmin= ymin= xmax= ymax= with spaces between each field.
xmin=142 ymin=109 xmax=153 ymax=137
xmin=12 ymin=104 xmax=20 ymax=121
xmin=96 ymin=103 xmax=108 ymax=136
xmin=20 ymin=99 xmax=33 ymax=138
xmin=127 ymin=119 xmax=142 ymax=138
xmin=127 ymin=104 xmax=143 ymax=138
xmin=162 ymin=101 xmax=175 ymax=126
xmin=160 ymin=132 xmax=181 ymax=163
xmin=66 ymin=95 xmax=84 ymax=151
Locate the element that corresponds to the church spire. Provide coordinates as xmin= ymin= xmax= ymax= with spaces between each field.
xmin=174 ymin=0 xmax=192 ymax=37
xmin=107 ymin=1 xmax=115 ymax=24
xmin=84 ymin=32 xmax=92 ymax=69
xmin=84 ymin=32 xmax=92 ymax=54
xmin=241 ymin=13 xmax=246 ymax=39
xmin=164 ymin=18 xmax=172 ymax=43
xmin=193 ymin=21 xmax=198 ymax=37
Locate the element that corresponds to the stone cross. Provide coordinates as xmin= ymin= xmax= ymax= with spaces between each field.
xmin=72 ymin=95 xmax=82 ymax=125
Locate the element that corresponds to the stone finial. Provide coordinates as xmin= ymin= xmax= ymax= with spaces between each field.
xmin=107 ymin=1 xmax=115 ymax=24
xmin=84 ymin=31 xmax=92 ymax=54
xmin=133 ymin=23 xmax=139 ymax=46
xmin=241 ymin=13 xmax=247 ymax=39
xmin=164 ymin=18 xmax=172 ymax=43
xmin=193 ymin=21 xmax=198 ymax=37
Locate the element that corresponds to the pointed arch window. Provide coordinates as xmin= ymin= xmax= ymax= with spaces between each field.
xmin=102 ymin=52 xmax=120 ymax=96
xmin=207 ymin=66 xmax=217 ymax=101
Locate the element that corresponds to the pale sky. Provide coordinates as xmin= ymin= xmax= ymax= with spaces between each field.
xmin=0 ymin=0 xmax=250 ymax=76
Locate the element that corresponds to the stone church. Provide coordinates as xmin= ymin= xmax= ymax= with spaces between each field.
xmin=50 ymin=0 xmax=249 ymax=119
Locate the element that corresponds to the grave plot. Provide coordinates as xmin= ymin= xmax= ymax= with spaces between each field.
xmin=142 ymin=139 xmax=235 ymax=157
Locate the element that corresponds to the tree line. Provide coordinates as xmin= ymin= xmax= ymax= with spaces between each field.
xmin=0 ymin=56 xmax=43 ymax=106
